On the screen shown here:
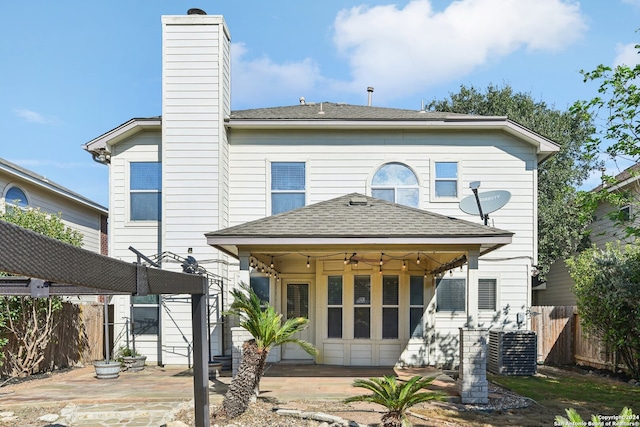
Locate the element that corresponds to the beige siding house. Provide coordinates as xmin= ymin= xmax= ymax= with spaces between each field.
xmin=84 ymin=12 xmax=559 ymax=368
xmin=0 ymin=157 xmax=107 ymax=255
xmin=536 ymin=163 xmax=640 ymax=306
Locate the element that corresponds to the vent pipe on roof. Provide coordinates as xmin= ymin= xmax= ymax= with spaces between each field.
xmin=299 ymin=97 xmax=306 ymax=105
xmin=367 ymin=87 xmax=374 ymax=106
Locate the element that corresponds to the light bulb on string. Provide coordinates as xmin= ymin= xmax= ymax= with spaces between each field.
xmin=306 ymin=256 xmax=310 ymax=268
xmin=416 ymin=254 xmax=421 ymax=264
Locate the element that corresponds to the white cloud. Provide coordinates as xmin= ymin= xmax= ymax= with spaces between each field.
xmin=231 ymin=42 xmax=325 ymax=108
xmin=332 ymin=0 xmax=587 ymax=101
xmin=613 ymin=42 xmax=640 ymax=67
xmin=14 ymin=108 xmax=59 ymax=125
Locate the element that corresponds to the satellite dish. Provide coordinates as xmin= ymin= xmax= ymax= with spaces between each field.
xmin=459 ymin=190 xmax=511 ymax=216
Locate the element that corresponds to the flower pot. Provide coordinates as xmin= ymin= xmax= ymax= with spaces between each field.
xmin=121 ymin=355 xmax=147 ymax=372
xmin=94 ymin=361 xmax=121 ymax=379
xmin=212 ymin=355 xmax=232 ymax=371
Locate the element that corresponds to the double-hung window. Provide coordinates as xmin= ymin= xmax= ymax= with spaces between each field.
xmin=130 ymin=162 xmax=161 ymax=221
xmin=131 ymin=295 xmax=159 ymax=335
xmin=409 ymin=276 xmax=424 ymax=337
xmin=353 ymin=275 xmax=371 ymax=339
xmin=271 ymin=162 xmax=305 ymax=214
xmin=382 ymin=276 xmax=399 ymax=339
xmin=433 ymin=161 xmax=458 ymax=199
xmin=327 ymin=276 xmax=343 ymax=338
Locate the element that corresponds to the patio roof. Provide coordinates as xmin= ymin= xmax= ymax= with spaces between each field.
xmin=206 ymin=193 xmax=513 ymax=266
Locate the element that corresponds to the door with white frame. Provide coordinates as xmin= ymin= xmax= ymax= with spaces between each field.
xmin=281 ymin=280 xmax=315 ymax=361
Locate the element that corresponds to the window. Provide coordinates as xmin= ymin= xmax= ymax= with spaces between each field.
xmin=479 ymin=278 xmax=497 ymax=311
xmin=436 ymin=278 xmax=465 ymax=312
xmin=382 ymin=276 xmax=399 ymax=339
xmin=4 ymin=186 xmax=28 ymax=208
xmin=287 ymin=283 xmax=309 ymax=319
xmin=327 ymin=276 xmax=343 ymax=338
xmin=409 ymin=276 xmax=424 ymax=337
xmin=353 ymin=275 xmax=371 ymax=338
xmin=371 ymin=162 xmax=419 ymax=207
xmin=434 ymin=162 xmax=458 ymax=198
xmin=271 ymin=162 xmax=305 ymax=214
xmin=132 ymin=295 xmax=159 ymax=335
xmin=250 ymin=276 xmax=270 ymax=304
xmin=130 ymin=162 xmax=161 ymax=221
xmin=620 ymin=205 xmax=631 ymax=222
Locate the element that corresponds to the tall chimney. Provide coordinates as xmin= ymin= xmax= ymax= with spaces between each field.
xmin=367 ymin=86 xmax=374 ymax=106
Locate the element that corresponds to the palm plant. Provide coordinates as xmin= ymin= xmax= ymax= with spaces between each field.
xmin=555 ymin=407 xmax=635 ymax=427
xmin=344 ymin=375 xmax=447 ymax=427
xmin=216 ymin=283 xmax=318 ymax=419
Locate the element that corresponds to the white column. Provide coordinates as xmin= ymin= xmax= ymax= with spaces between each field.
xmin=465 ymin=249 xmax=479 ymax=328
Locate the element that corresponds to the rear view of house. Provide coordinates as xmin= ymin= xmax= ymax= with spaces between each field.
xmin=83 ymin=10 xmax=559 ymax=370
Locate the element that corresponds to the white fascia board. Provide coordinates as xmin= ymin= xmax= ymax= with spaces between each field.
xmin=82 ymin=118 xmax=161 ymax=153
xmin=0 ymin=164 xmax=107 ymax=214
xmin=606 ymin=174 xmax=640 ymax=193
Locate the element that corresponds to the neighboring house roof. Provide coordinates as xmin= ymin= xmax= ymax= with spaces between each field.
xmin=592 ymin=162 xmax=640 ymax=193
xmin=82 ymin=104 xmax=559 ymax=163
xmin=206 ymin=193 xmax=513 ymax=259
xmin=0 ymin=157 xmax=107 ymax=214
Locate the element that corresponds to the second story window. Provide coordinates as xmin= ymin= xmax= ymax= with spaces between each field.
xmin=4 ymin=186 xmax=29 ymax=208
xmin=271 ymin=162 xmax=305 ymax=214
xmin=434 ymin=161 xmax=458 ymax=198
xmin=371 ymin=162 xmax=419 ymax=207
xmin=130 ymin=162 xmax=161 ymax=221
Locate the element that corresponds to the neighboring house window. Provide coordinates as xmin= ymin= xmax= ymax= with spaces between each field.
xmin=409 ymin=276 xmax=424 ymax=337
xmin=479 ymin=278 xmax=497 ymax=311
xmin=436 ymin=278 xmax=465 ymax=312
xmin=130 ymin=162 xmax=161 ymax=221
xmin=353 ymin=275 xmax=371 ymax=338
xmin=250 ymin=276 xmax=270 ymax=304
xmin=382 ymin=275 xmax=399 ymax=339
xmin=433 ymin=161 xmax=458 ymax=198
xmin=620 ymin=205 xmax=631 ymax=222
xmin=371 ymin=162 xmax=419 ymax=207
xmin=327 ymin=276 xmax=343 ymax=338
xmin=131 ymin=295 xmax=159 ymax=335
xmin=4 ymin=185 xmax=28 ymax=208
xmin=271 ymin=162 xmax=305 ymax=214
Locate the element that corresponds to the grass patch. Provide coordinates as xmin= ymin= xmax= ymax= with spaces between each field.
xmin=489 ymin=367 xmax=640 ymax=417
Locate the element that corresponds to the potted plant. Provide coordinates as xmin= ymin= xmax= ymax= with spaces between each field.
xmin=116 ymin=345 xmax=147 ymax=372
xmin=94 ymin=359 xmax=121 ymax=379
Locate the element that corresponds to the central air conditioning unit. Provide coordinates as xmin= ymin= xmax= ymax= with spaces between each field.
xmin=488 ymin=330 xmax=537 ymax=376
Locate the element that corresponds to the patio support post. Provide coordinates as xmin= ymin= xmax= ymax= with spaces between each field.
xmin=191 ymin=280 xmax=210 ymax=427
xmin=465 ymin=249 xmax=479 ymax=328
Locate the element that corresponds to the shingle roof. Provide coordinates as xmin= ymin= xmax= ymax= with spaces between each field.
xmin=206 ymin=193 xmax=512 ymax=239
xmin=229 ymin=102 xmax=476 ymax=121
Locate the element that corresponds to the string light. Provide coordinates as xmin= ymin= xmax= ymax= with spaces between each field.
xmin=379 ymin=265 xmax=383 ymax=275
xmin=306 ymin=256 xmax=310 ymax=268
xmin=270 ymin=256 xmax=274 ymax=268
xmin=416 ymin=254 xmax=421 ymax=264
xmin=379 ymin=253 xmax=384 ymax=265
xmin=343 ymin=253 xmax=348 ymax=265
xmin=449 ymin=270 xmax=453 ymax=277
xmin=402 ymin=260 xmax=406 ymax=270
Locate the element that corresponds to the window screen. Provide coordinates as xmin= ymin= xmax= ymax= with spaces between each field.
xmin=434 ymin=162 xmax=458 ymax=198
xmin=271 ymin=162 xmax=305 ymax=214
xmin=132 ymin=295 xmax=159 ymax=336
xmin=250 ymin=276 xmax=270 ymax=304
xmin=409 ymin=276 xmax=424 ymax=337
xmin=130 ymin=162 xmax=161 ymax=221
xmin=479 ymin=278 xmax=497 ymax=311
xmin=436 ymin=278 xmax=465 ymax=311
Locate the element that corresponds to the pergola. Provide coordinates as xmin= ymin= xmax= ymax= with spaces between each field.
xmin=0 ymin=220 xmax=211 ymax=427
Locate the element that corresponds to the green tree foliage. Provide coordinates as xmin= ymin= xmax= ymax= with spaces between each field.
xmin=427 ymin=84 xmax=599 ymax=279
xmin=0 ymin=205 xmax=83 ymax=377
xmin=566 ymin=242 xmax=640 ymax=379
xmin=572 ymin=46 xmax=640 ymax=237
xmin=344 ymin=375 xmax=446 ymax=427
xmin=215 ymin=283 xmax=318 ymax=420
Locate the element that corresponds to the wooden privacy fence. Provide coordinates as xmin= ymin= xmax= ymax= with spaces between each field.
xmin=1 ymin=302 xmax=104 ymax=377
xmin=530 ymin=305 xmax=622 ymax=371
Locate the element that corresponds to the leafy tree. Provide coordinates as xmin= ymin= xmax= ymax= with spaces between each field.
xmin=0 ymin=205 xmax=83 ymax=377
xmin=572 ymin=47 xmax=640 ymax=237
xmin=427 ymin=84 xmax=599 ymax=279
xmin=214 ymin=283 xmax=318 ymax=420
xmin=566 ymin=242 xmax=640 ymax=379
xmin=344 ymin=375 xmax=446 ymax=427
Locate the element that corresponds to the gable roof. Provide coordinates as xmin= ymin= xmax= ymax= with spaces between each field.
xmin=0 ymin=157 xmax=107 ymax=214
xmin=205 ymin=193 xmax=513 ymax=257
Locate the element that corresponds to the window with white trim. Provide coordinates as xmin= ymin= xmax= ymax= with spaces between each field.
xmin=271 ymin=162 xmax=305 ymax=214
xmin=478 ymin=278 xmax=497 ymax=311
xmin=436 ymin=277 xmax=465 ymax=312
xmin=409 ymin=276 xmax=424 ymax=337
xmin=4 ymin=186 xmax=29 ymax=208
xmin=250 ymin=276 xmax=270 ymax=304
xmin=131 ymin=295 xmax=159 ymax=335
xmin=371 ymin=162 xmax=419 ymax=207
xmin=382 ymin=275 xmax=399 ymax=339
xmin=434 ymin=161 xmax=458 ymax=198
xmin=353 ymin=275 xmax=371 ymax=339
xmin=130 ymin=162 xmax=161 ymax=221
xmin=327 ymin=276 xmax=343 ymax=338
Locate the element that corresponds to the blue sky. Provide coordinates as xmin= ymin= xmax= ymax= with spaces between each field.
xmin=1 ymin=0 xmax=639 ymax=208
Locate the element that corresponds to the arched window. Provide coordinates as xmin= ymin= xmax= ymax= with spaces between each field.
xmin=371 ymin=162 xmax=419 ymax=207
xmin=4 ymin=186 xmax=29 ymax=208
